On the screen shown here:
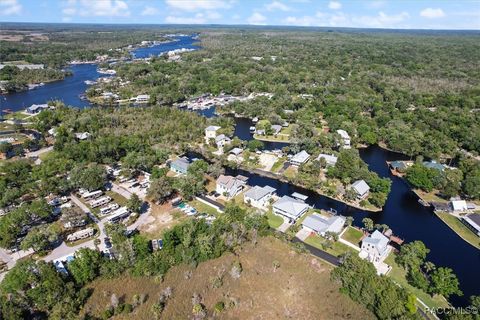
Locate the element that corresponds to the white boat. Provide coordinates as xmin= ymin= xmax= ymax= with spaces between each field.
xmin=249 ymin=126 xmax=256 ymax=133
xmin=252 ymin=117 xmax=259 ymax=123
xmin=84 ymin=80 xmax=97 ymax=85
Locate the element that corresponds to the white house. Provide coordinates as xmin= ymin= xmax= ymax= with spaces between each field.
xmin=450 ymin=200 xmax=468 ymax=213
xmin=244 ymin=185 xmax=276 ymax=209
xmin=302 ymin=213 xmax=346 ymax=236
xmin=216 ymin=175 xmax=248 ymax=198
xmin=205 ymin=125 xmax=221 ymax=143
xmin=351 ymin=180 xmax=370 ymax=199
xmin=336 ymin=129 xmax=351 ymax=149
xmin=316 ymin=153 xmax=338 ymax=167
xmin=290 ymin=150 xmax=310 ymax=166
xmin=215 ymin=134 xmax=231 ymax=149
xmin=66 ymin=227 xmax=94 ymax=242
xmin=360 ymin=230 xmax=390 ymax=264
xmin=272 ymin=195 xmax=309 ymax=222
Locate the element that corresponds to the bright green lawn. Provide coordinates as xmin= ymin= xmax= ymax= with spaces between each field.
xmin=266 ymin=211 xmax=284 ymax=229
xmin=304 ymin=234 xmax=357 ymax=257
xmin=271 ymin=157 xmax=286 ymax=172
xmin=435 ymin=212 xmax=480 ymax=250
xmin=188 ymin=199 xmax=219 ymax=216
xmin=341 ymin=226 xmax=363 ymax=247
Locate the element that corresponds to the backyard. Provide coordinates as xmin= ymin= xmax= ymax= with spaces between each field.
xmin=435 ymin=212 xmax=480 ymax=250
xmin=341 ymin=226 xmax=364 ymax=247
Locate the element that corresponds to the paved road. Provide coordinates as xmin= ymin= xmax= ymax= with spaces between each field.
xmin=292 ymin=237 xmax=340 ymax=266
xmin=111 ymin=182 xmax=133 ymax=200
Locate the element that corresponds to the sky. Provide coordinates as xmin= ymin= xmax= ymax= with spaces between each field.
xmin=0 ymin=0 xmax=479 ymax=30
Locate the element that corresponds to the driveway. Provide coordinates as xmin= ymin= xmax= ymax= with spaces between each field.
xmin=111 ymin=182 xmax=133 ymax=200
xmin=295 ymin=228 xmax=311 ymax=241
xmin=277 ymin=218 xmax=292 ymax=232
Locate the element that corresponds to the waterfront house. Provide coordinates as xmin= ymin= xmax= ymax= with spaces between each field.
xmin=423 ymin=160 xmax=445 ymax=171
xmin=390 ymin=160 xmax=407 ymax=172
xmin=216 ymin=175 xmax=248 ymax=198
xmin=170 ymin=157 xmax=191 ymax=175
xmin=271 ymin=124 xmax=282 ymax=135
xmin=360 ymin=230 xmax=390 ymax=263
xmin=316 ymin=153 xmax=338 ymax=167
xmin=272 ymin=195 xmax=309 ymax=222
xmin=462 ymin=214 xmax=480 ymax=237
xmin=351 ymin=180 xmax=370 ymax=199
xmin=244 ymin=185 xmax=276 ymax=209
xmin=205 ymin=125 xmax=221 ymax=143
xmin=290 ymin=150 xmax=310 ymax=166
xmin=302 ymin=213 xmax=346 ymax=236
xmin=450 ymin=199 xmax=468 ymax=213
xmin=336 ymin=129 xmax=351 ymax=149
xmin=26 ymin=103 xmax=48 ymax=114
xmin=215 ymin=134 xmax=231 ymax=149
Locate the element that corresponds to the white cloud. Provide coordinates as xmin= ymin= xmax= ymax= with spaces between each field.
xmin=165 ymin=0 xmax=232 ymax=12
xmin=165 ymin=11 xmax=221 ymax=24
xmin=282 ymin=10 xmax=410 ymax=29
xmin=0 ymin=0 xmax=22 ymax=15
xmin=141 ymin=6 xmax=159 ymax=16
xmin=62 ymin=0 xmax=130 ymax=18
xmin=248 ymin=12 xmax=267 ymax=25
xmin=266 ymin=1 xmax=291 ymax=12
xmin=420 ymin=8 xmax=445 ymax=19
xmin=165 ymin=14 xmax=206 ymax=24
xmin=328 ymin=1 xmax=341 ymax=10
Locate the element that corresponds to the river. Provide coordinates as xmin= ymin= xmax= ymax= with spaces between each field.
xmin=1 ymin=35 xmax=199 ymax=112
xmin=1 ymin=34 xmax=478 ymax=306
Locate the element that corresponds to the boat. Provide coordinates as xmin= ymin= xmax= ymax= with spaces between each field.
xmin=249 ymin=126 xmax=256 ymax=133
xmin=252 ymin=117 xmax=259 ymax=123
xmin=84 ymin=80 xmax=97 ymax=85
xmin=418 ymin=198 xmax=431 ymax=207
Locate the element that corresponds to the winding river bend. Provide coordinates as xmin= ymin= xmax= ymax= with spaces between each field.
xmin=1 ymin=35 xmax=478 ymax=306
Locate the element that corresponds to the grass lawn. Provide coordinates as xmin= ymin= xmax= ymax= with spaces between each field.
xmin=304 ymin=234 xmax=357 ymax=257
xmin=435 ymin=212 xmax=480 ymax=250
xmin=413 ymin=189 xmax=447 ymax=203
xmin=271 ymin=157 xmax=286 ymax=172
xmin=283 ymin=166 xmax=297 ymax=180
xmin=106 ymin=190 xmax=128 ymax=207
xmin=0 ymin=122 xmax=14 ymax=131
xmin=341 ymin=226 xmax=364 ymax=247
xmin=384 ymin=253 xmax=449 ymax=310
xmin=188 ymin=199 xmax=219 ymax=216
xmin=266 ymin=210 xmax=284 ymax=228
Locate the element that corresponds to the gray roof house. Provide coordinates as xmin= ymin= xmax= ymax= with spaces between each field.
xmin=244 ymin=185 xmax=276 ymax=209
xmin=272 ymin=195 xmax=309 ymax=221
xmin=215 ymin=134 xmax=231 ymax=148
xmin=216 ymin=175 xmax=247 ymax=198
xmin=290 ymin=150 xmax=310 ymax=166
xmin=423 ymin=161 xmax=445 ymax=171
xmin=462 ymin=213 xmax=480 ymax=237
xmin=170 ymin=158 xmax=190 ymax=174
xmin=351 ymin=180 xmax=370 ymax=199
xmin=316 ymin=153 xmax=338 ymax=167
xmin=271 ymin=125 xmax=282 ymax=135
xmin=361 ymin=230 xmax=390 ymax=263
xmin=302 ymin=213 xmax=346 ymax=236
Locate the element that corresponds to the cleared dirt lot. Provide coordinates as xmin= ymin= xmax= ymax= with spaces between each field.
xmin=82 ymin=237 xmax=373 ymax=319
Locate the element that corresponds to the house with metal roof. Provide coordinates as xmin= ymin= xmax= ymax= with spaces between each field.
xmin=215 ymin=134 xmax=231 ymax=149
xmin=336 ymin=129 xmax=351 ymax=149
xmin=351 ymin=180 xmax=370 ymax=199
xmin=389 ymin=160 xmax=407 ymax=172
xmin=244 ymin=185 xmax=276 ymax=209
xmin=316 ymin=153 xmax=338 ymax=167
xmin=360 ymin=230 xmax=390 ymax=263
xmin=462 ymin=214 xmax=480 ymax=237
xmin=216 ymin=175 xmax=248 ymax=198
xmin=26 ymin=103 xmax=49 ymax=114
xmin=272 ymin=195 xmax=309 ymax=222
xmin=302 ymin=213 xmax=346 ymax=236
xmin=170 ymin=157 xmax=191 ymax=175
xmin=204 ymin=125 xmax=221 ymax=143
xmin=423 ymin=160 xmax=445 ymax=171
xmin=290 ymin=150 xmax=310 ymax=166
